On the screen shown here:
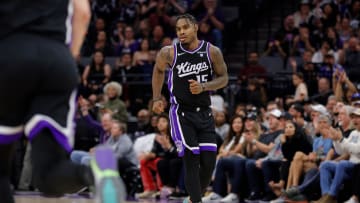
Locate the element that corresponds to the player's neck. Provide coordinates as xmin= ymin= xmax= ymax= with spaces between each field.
xmin=181 ymin=39 xmax=201 ymax=51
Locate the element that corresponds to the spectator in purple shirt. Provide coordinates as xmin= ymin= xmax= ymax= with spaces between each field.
xmin=196 ymin=0 xmax=224 ymax=49
xmin=70 ymin=97 xmax=113 ymax=165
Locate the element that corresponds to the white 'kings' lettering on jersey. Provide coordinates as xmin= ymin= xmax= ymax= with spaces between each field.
xmin=176 ymin=62 xmax=209 ymax=77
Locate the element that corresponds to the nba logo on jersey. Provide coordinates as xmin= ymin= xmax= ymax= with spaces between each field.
xmin=175 ymin=140 xmax=183 ymax=153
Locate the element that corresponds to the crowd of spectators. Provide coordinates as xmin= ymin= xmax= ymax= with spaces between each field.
xmin=10 ymin=0 xmax=360 ymax=203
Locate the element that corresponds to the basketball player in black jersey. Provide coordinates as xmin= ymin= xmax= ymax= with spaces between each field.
xmin=0 ymin=1 xmax=124 ymax=203
xmin=152 ymin=14 xmax=228 ymax=203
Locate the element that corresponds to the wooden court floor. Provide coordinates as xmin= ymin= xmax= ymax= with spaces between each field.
xmin=14 ymin=191 xmax=184 ymax=203
xmin=15 ymin=196 xmax=181 ymax=203
xmin=15 ymin=197 xmax=158 ymax=203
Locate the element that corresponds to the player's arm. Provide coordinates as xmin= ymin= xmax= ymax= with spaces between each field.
xmin=152 ymin=45 xmax=173 ymax=113
xmin=71 ymin=0 xmax=91 ymax=58
xmin=203 ymin=45 xmax=228 ymax=91
xmin=152 ymin=45 xmax=173 ymax=100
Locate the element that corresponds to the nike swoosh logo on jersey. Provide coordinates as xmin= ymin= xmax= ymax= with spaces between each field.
xmin=177 ymin=52 xmax=185 ymax=56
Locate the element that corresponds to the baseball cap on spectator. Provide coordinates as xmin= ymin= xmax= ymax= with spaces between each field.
xmin=325 ymin=50 xmax=335 ymax=58
xmin=311 ymin=104 xmax=328 ymax=115
xmin=351 ymin=93 xmax=360 ymax=106
xmin=290 ymin=103 xmax=304 ymax=115
xmin=351 ymin=108 xmax=360 ymax=116
xmin=246 ymin=112 xmax=257 ymax=120
xmin=268 ymin=109 xmax=282 ymax=119
xmin=280 ymin=111 xmax=293 ymax=120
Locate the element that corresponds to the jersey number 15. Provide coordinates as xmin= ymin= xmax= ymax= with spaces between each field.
xmin=196 ymin=75 xmax=208 ymax=83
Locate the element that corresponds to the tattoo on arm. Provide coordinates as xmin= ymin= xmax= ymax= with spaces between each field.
xmin=156 ymin=46 xmax=172 ymax=72
xmin=203 ymin=45 xmax=228 ymax=90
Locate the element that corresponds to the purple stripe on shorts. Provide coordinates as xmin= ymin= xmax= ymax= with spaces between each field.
xmin=170 ymin=104 xmax=186 ymax=156
xmin=192 ymin=149 xmax=200 ymax=154
xmin=28 ymin=121 xmax=72 ymax=152
xmin=0 ymin=132 xmax=23 ymax=144
xmin=170 ymin=105 xmax=181 ymax=142
xmin=200 ymin=145 xmax=217 ymax=152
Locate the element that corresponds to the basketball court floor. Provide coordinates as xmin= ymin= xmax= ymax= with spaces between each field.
xmin=14 ymin=191 xmax=185 ymax=203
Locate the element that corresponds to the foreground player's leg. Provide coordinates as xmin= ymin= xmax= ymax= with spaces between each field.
xmin=90 ymin=146 xmax=126 ymax=203
xmin=0 ymin=143 xmax=16 ymax=203
xmin=31 ymin=129 xmax=126 ymax=203
xmin=31 ymin=129 xmax=93 ymax=195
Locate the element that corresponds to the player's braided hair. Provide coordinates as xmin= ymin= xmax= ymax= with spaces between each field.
xmin=175 ymin=13 xmax=197 ymax=25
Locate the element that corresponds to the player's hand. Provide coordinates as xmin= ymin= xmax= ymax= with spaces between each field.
xmin=188 ymin=79 xmax=203 ymax=94
xmin=152 ymin=100 xmax=164 ymax=114
xmin=255 ymin=159 xmax=263 ymax=168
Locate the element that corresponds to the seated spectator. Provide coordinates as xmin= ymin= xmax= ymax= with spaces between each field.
xmin=313 ymin=108 xmax=360 ymax=203
xmin=333 ymin=68 xmax=358 ymax=104
xmin=211 ymin=93 xmax=226 ymax=113
xmin=317 ymin=52 xmax=344 ymax=84
xmin=244 ymin=109 xmax=284 ymax=202
xmin=134 ymin=109 xmax=155 ymax=138
xmin=71 ymin=120 xmax=137 ymax=172
xmin=310 ymin=77 xmax=333 ymax=105
xmin=83 ymin=18 xmax=107 ymax=56
xmin=114 ymin=26 xmax=140 ymax=56
xmin=203 ymin=113 xmax=261 ymax=203
xmin=286 ymin=72 xmax=309 ymax=106
xmin=100 ymin=82 xmax=128 ymax=122
xmin=112 ymin=51 xmax=136 ymax=83
xmin=113 ymin=0 xmax=140 ymax=28
xmin=346 ymin=163 xmax=360 ymax=203
xmin=167 ymin=0 xmax=192 ymax=16
xmin=263 ymin=39 xmax=287 ymax=59
xmin=312 ymin=41 xmax=334 ymax=64
xmin=323 ymin=27 xmax=343 ymax=52
xmin=291 ymin=25 xmax=316 ymax=57
xmin=81 ymin=50 xmax=112 ymax=96
xmin=293 ymin=0 xmax=313 ymax=28
xmin=319 ymin=2 xmax=339 ymax=31
xmin=136 ymin=114 xmax=176 ymax=199
xmin=93 ymin=30 xmax=113 ymax=56
xmin=272 ymin=15 xmax=299 ymax=57
xmin=285 ymin=114 xmax=333 ymax=190
xmin=196 ymin=0 xmax=225 ymax=49
xmin=132 ymin=38 xmax=155 ymax=82
xmin=289 ymin=51 xmax=318 ymax=96
xmin=237 ymin=52 xmax=267 ymax=85
xmin=246 ymin=78 xmax=267 ymax=108
xmin=326 ymin=95 xmax=338 ymax=116
xmin=289 ymin=103 xmax=314 ymax=137
xmin=268 ymin=121 xmax=312 ymax=198
xmin=148 ymin=0 xmax=172 ymax=35
xmin=337 ymin=17 xmax=352 ymax=44
xmin=214 ymin=110 xmax=230 ymax=141
xmin=198 ymin=21 xmax=215 ymax=43
xmin=339 ymin=37 xmax=360 ymax=82
xmin=149 ymin=25 xmax=165 ymax=50
xmin=202 ymin=115 xmax=245 ymax=203
xmin=156 ymin=122 xmax=183 ymax=198
xmin=277 ymin=106 xmax=353 ymax=202
xmin=71 ymin=99 xmax=113 ymax=165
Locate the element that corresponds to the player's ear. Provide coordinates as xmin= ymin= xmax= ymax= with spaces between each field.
xmin=194 ymin=23 xmax=199 ymax=32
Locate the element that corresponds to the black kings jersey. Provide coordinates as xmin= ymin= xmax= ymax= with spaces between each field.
xmin=168 ymin=40 xmax=213 ymax=107
xmin=0 ymin=0 xmax=73 ymax=44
